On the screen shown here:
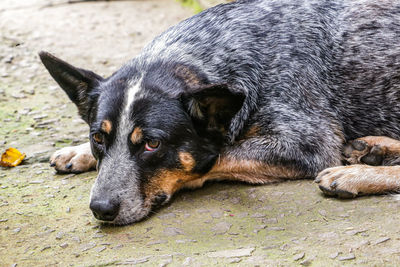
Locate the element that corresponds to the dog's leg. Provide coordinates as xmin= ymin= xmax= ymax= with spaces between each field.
xmin=315 ymin=165 xmax=400 ymax=198
xmin=316 ymin=136 xmax=400 ymax=198
xmin=49 ymin=142 xmax=97 ymax=173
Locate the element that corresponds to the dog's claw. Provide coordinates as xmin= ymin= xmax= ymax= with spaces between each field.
xmin=330 ymin=180 xmax=337 ymax=189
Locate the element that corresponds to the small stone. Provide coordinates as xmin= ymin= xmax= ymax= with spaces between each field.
xmin=0 ymin=219 xmax=8 ymax=222
xmin=71 ymin=236 xmax=81 ymax=243
xmin=4 ymin=55 xmax=14 ymax=63
xmin=56 ymin=231 xmax=64 ymax=240
xmin=41 ymin=246 xmax=51 ymax=252
xmin=93 ymin=233 xmax=105 ymax=238
xmin=80 ymin=242 xmax=96 ymax=252
xmin=120 ymin=256 xmax=150 ymax=265
xmin=329 ymin=252 xmax=340 ymax=259
xmin=163 ymin=227 xmax=184 ymax=236
xmin=182 ymin=257 xmax=192 ymax=266
xmin=207 ymin=247 xmax=255 ymax=258
xmin=318 ymin=210 xmax=327 ymax=216
xmin=11 ymin=92 xmax=26 ymax=99
xmin=318 ymin=231 xmax=338 ymax=239
xmin=95 ymin=246 xmax=106 ymax=253
xmin=300 ymin=259 xmax=312 ymax=266
xmin=66 ymin=207 xmax=71 ymax=213
xmin=175 ymin=239 xmax=197 ymax=244
xmin=29 ymin=180 xmax=44 ymax=184
xmin=33 ymin=114 xmax=48 ymax=120
xmin=293 ymin=252 xmax=305 ymax=261
xmin=345 ymin=229 xmax=367 ymax=236
xmin=196 ymin=208 xmax=209 ymax=214
xmin=230 ymin=197 xmax=241 ymax=204
xmin=212 ymin=222 xmax=232 ymax=235
xmin=159 ymin=257 xmax=173 ymax=267
xmin=60 ymin=243 xmax=68 ymax=248
xmin=263 ymin=217 xmax=278 ymax=224
xmin=19 ymin=108 xmax=31 ymax=115
xmin=228 ymin=258 xmax=242 ymax=263
xmin=338 ymin=253 xmax=355 ymax=261
xmin=13 ymin=227 xmax=21 ymax=233
xmin=22 ymin=89 xmax=35 ymax=95
xmin=374 ymin=237 xmax=390 ymax=245
xmin=211 ymin=211 xmax=223 ymax=218
xmin=236 ymin=212 xmax=248 ymax=218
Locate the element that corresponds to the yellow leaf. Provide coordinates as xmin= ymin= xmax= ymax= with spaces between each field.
xmin=0 ymin=148 xmax=26 ymax=167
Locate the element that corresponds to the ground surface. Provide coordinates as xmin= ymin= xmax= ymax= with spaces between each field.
xmin=1 ymin=0 xmax=400 ymax=266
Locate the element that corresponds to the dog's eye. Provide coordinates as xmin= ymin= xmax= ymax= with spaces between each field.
xmin=145 ymin=140 xmax=160 ymax=151
xmin=92 ymin=133 xmax=104 ymax=145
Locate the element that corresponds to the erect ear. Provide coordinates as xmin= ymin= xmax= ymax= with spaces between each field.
xmin=39 ymin=51 xmax=103 ymax=123
xmin=182 ymin=84 xmax=245 ymax=135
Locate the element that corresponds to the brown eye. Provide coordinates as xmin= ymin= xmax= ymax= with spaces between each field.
xmin=92 ymin=133 xmax=104 ymax=144
xmin=145 ymin=140 xmax=160 ymax=151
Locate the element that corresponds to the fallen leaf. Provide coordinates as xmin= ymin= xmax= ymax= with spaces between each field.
xmin=0 ymin=148 xmax=26 ymax=167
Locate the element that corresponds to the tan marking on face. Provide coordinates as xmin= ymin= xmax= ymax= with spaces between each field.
xmin=144 ymin=169 xmax=201 ymax=200
xmin=130 ymin=127 xmax=143 ymax=144
xmin=101 ymin=120 xmax=112 ymax=134
xmin=179 ymin=152 xmax=195 ymax=172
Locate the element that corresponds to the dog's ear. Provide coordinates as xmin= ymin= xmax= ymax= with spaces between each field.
xmin=39 ymin=51 xmax=103 ymax=123
xmin=182 ymin=84 xmax=245 ymax=135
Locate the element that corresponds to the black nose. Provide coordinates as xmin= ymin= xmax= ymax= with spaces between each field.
xmin=90 ymin=199 xmax=120 ymax=221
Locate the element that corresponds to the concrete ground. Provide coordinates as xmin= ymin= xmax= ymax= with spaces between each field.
xmin=1 ymin=0 xmax=400 ymax=266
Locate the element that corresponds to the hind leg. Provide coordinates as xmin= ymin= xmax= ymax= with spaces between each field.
xmin=316 ymin=136 xmax=400 ymax=198
xmin=343 ymin=136 xmax=400 ymax=166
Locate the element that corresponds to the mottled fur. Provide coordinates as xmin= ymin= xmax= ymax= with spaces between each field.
xmin=40 ymin=0 xmax=400 ymax=225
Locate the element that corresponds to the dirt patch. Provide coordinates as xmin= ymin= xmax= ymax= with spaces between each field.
xmin=1 ymin=0 xmax=400 ymax=266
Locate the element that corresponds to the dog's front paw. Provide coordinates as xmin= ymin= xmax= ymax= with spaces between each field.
xmin=315 ymin=164 xmax=400 ymax=198
xmin=315 ymin=165 xmax=365 ymax=198
xmin=50 ymin=142 xmax=96 ymax=173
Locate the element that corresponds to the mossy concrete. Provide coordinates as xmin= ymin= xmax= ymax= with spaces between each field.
xmin=1 ymin=0 xmax=400 ymax=266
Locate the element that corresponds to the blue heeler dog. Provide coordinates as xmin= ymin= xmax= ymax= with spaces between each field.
xmin=39 ymin=0 xmax=400 ymax=225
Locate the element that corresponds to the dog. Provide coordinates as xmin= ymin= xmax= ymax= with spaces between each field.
xmin=39 ymin=0 xmax=400 ymax=225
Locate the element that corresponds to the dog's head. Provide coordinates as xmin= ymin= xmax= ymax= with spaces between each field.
xmin=39 ymin=52 xmax=245 ymax=225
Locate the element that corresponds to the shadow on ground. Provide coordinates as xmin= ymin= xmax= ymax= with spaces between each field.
xmin=1 ymin=0 xmax=400 ymax=266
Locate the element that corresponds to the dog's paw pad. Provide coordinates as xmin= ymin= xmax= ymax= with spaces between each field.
xmin=342 ymin=139 xmax=370 ymax=164
xmin=359 ymin=145 xmax=385 ymax=166
xmin=49 ymin=143 xmax=96 ymax=174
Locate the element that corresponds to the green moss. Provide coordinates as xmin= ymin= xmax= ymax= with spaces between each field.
xmin=176 ymin=0 xmax=203 ymax=13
